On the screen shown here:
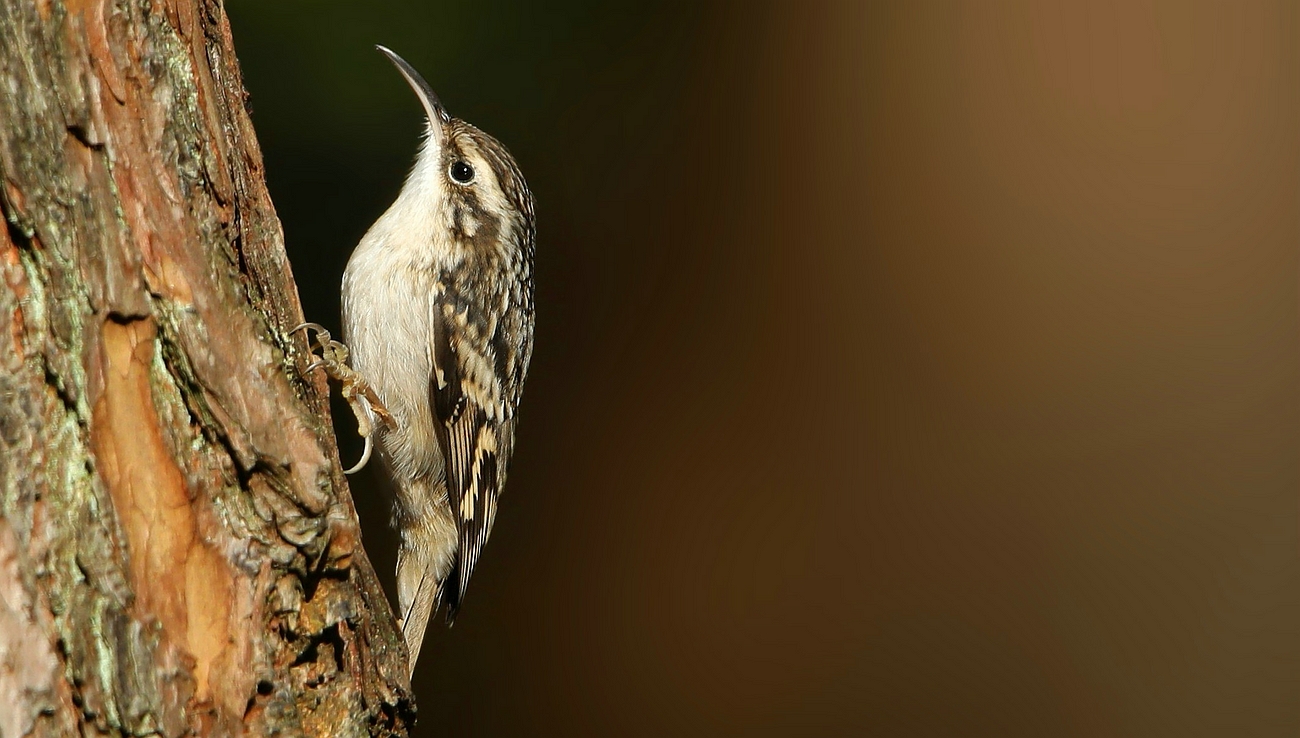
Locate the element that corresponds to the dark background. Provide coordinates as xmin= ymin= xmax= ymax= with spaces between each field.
xmin=225 ymin=2 xmax=1298 ymax=736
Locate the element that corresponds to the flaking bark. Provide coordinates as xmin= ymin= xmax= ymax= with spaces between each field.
xmin=0 ymin=0 xmax=414 ymax=734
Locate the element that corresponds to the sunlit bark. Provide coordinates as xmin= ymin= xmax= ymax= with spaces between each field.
xmin=0 ymin=0 xmax=413 ymax=734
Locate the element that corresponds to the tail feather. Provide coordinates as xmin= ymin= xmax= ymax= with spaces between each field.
xmin=398 ymin=563 xmax=440 ymax=677
xmin=395 ymin=505 xmax=457 ymax=678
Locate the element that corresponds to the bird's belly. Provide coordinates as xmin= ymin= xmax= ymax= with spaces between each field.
xmin=342 ymin=270 xmax=443 ymax=483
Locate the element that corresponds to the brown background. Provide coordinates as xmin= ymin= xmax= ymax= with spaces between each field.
xmin=227 ymin=1 xmax=1298 ymax=735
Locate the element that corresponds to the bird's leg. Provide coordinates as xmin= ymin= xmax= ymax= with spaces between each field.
xmin=292 ymin=323 xmax=395 ymax=474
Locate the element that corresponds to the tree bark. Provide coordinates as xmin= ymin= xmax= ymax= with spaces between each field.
xmin=0 ymin=0 xmax=414 ymax=735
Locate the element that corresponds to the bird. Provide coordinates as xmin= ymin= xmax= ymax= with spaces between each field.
xmin=296 ymin=45 xmax=535 ymax=677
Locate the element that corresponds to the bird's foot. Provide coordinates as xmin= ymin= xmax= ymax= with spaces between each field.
xmin=292 ymin=322 xmax=395 ymax=474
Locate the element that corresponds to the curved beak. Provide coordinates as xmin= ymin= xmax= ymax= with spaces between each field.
xmin=376 ymin=45 xmax=450 ymax=133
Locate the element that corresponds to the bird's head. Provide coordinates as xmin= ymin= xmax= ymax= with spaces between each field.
xmin=377 ymin=46 xmax=534 ymax=262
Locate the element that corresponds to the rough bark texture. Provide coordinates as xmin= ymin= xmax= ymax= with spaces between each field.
xmin=0 ymin=0 xmax=415 ymax=734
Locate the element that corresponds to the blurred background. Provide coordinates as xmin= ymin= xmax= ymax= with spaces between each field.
xmin=225 ymin=1 xmax=1298 ymax=735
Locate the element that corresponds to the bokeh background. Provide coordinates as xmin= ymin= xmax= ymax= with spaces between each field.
xmin=225 ymin=1 xmax=1298 ymax=735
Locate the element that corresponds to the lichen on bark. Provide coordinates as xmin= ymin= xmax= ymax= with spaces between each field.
xmin=0 ymin=0 xmax=413 ymax=734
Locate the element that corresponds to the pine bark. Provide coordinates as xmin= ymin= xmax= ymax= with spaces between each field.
xmin=0 ymin=0 xmax=414 ymax=734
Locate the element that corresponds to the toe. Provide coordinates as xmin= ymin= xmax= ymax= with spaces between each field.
xmin=291 ymin=321 xmax=325 ymax=335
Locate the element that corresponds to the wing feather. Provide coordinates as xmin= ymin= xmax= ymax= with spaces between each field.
xmin=429 ymin=292 xmax=516 ymax=621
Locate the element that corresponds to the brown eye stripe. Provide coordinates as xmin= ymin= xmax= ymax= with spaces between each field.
xmin=448 ymin=120 xmax=535 ymax=238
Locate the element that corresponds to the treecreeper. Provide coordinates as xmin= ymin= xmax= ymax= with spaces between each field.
xmin=297 ymin=45 xmax=536 ymax=678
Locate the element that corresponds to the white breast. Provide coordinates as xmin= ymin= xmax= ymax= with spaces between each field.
xmin=342 ymin=217 xmax=444 ymax=483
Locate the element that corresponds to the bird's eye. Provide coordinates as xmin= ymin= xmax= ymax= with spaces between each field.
xmin=450 ymin=160 xmax=475 ymax=184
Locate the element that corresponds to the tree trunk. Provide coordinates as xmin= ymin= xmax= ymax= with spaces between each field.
xmin=0 ymin=0 xmax=414 ymax=735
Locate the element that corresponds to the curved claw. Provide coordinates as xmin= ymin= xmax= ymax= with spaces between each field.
xmin=344 ymin=433 xmax=373 ymax=475
xmin=294 ymin=319 xmax=386 ymax=475
xmin=291 ymin=321 xmax=326 ymax=336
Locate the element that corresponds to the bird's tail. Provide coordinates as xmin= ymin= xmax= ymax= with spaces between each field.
xmin=395 ymin=505 xmax=456 ymax=678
